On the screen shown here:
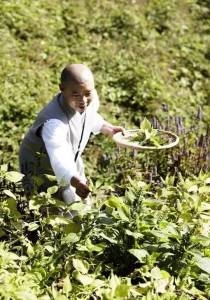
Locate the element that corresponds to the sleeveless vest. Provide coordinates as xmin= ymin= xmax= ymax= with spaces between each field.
xmin=19 ymin=92 xmax=76 ymax=176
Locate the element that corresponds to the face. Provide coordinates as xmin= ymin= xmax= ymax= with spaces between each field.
xmin=60 ymin=79 xmax=95 ymax=113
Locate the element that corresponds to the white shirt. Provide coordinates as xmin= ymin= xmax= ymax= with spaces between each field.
xmin=41 ymin=90 xmax=106 ymax=187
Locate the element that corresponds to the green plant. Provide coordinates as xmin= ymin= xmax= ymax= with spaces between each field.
xmin=130 ymin=118 xmax=169 ymax=147
xmin=0 ymin=0 xmax=209 ymax=298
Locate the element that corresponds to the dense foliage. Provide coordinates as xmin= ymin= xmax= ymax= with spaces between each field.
xmin=0 ymin=0 xmax=209 ymax=299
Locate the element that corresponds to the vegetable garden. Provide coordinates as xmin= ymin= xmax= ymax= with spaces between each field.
xmin=0 ymin=0 xmax=209 ymax=299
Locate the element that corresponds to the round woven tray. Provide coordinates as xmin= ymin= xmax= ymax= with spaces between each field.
xmin=113 ymin=129 xmax=179 ymax=150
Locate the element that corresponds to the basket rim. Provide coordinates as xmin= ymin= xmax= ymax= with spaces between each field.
xmin=113 ymin=128 xmax=179 ymax=150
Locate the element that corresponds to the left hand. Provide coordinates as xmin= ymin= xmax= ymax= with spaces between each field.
xmin=101 ymin=123 xmax=125 ymax=136
xmin=111 ymin=126 xmax=125 ymax=135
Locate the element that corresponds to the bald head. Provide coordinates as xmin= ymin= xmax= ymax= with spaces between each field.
xmin=59 ymin=63 xmax=96 ymax=113
xmin=60 ymin=63 xmax=94 ymax=86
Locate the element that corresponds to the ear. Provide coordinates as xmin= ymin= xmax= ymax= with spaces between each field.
xmin=59 ymin=83 xmax=64 ymax=91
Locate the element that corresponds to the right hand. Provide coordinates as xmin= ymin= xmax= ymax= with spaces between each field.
xmin=70 ymin=176 xmax=90 ymax=199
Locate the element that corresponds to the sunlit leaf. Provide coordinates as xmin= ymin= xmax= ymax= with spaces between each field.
xmin=61 ymin=233 xmax=79 ymax=244
xmin=0 ymin=164 xmax=8 ymax=172
xmin=63 ymin=275 xmax=72 ymax=294
xmin=99 ymin=232 xmax=118 ymax=244
xmin=47 ymin=216 xmax=69 ymax=226
xmin=45 ymin=245 xmax=54 ymax=253
xmin=5 ymin=171 xmax=24 ymax=182
xmin=140 ymin=118 xmax=152 ymax=132
xmin=194 ymin=255 xmax=210 ymax=274
xmin=3 ymin=189 xmax=16 ymax=200
xmin=47 ymin=185 xmax=58 ymax=195
xmin=72 ymin=258 xmax=89 ymax=274
xmin=125 ymin=229 xmax=143 ymax=239
xmin=187 ymin=185 xmax=198 ymax=193
xmin=199 ymin=186 xmax=210 ymax=194
xmin=73 ymin=270 xmax=95 ymax=285
xmin=128 ymin=249 xmax=148 ymax=263
xmin=28 ymin=222 xmax=39 ymax=231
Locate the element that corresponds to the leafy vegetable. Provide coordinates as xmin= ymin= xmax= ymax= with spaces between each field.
xmin=130 ymin=118 xmax=169 ymax=147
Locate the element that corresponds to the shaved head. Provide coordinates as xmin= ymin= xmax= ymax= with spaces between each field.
xmin=60 ymin=63 xmax=94 ymax=86
xmin=59 ymin=63 xmax=96 ymax=113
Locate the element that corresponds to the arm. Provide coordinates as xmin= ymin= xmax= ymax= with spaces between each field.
xmin=91 ymin=113 xmax=124 ymax=136
xmin=91 ymin=112 xmax=107 ymax=135
xmin=100 ymin=121 xmax=124 ymax=136
xmin=41 ymin=119 xmax=90 ymax=198
xmin=90 ymin=89 xmax=125 ymax=136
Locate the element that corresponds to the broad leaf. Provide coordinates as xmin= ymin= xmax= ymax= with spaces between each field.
xmin=72 ymin=258 xmax=89 ymax=274
xmin=140 ymin=118 xmax=152 ymax=132
xmin=194 ymin=255 xmax=210 ymax=274
xmin=63 ymin=275 xmax=72 ymax=294
xmin=5 ymin=171 xmax=24 ymax=183
xmin=73 ymin=270 xmax=95 ymax=285
xmin=3 ymin=189 xmax=16 ymax=200
xmin=129 ymin=249 xmax=148 ymax=263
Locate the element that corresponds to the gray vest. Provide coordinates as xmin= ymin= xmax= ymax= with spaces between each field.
xmin=19 ymin=92 xmax=76 ymax=176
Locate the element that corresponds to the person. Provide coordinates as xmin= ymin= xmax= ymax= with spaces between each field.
xmin=18 ymin=63 xmax=124 ymax=214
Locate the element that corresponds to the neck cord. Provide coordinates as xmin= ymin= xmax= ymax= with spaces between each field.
xmin=57 ymin=93 xmax=86 ymax=162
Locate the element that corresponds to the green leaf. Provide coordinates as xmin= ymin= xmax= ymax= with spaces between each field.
xmin=0 ymin=228 xmax=6 ymax=238
xmin=63 ymin=275 xmax=72 ymax=294
xmin=200 ymin=202 xmax=210 ymax=211
xmin=99 ymin=232 xmax=118 ymax=244
xmin=27 ymin=243 xmax=35 ymax=257
xmin=188 ymin=185 xmax=198 ymax=193
xmin=70 ymin=202 xmax=86 ymax=211
xmin=0 ymin=164 xmax=8 ymax=172
xmin=73 ymin=270 xmax=95 ymax=285
xmin=28 ymin=222 xmax=39 ymax=231
xmin=194 ymin=255 xmax=210 ymax=274
xmin=62 ymin=233 xmax=80 ymax=244
xmin=128 ymin=249 xmax=148 ymax=263
xmin=47 ymin=216 xmax=69 ymax=226
xmin=3 ymin=189 xmax=16 ymax=200
xmin=110 ymin=272 xmax=120 ymax=292
xmin=118 ymin=207 xmax=130 ymax=222
xmin=151 ymin=267 xmax=170 ymax=280
xmin=29 ymin=199 xmax=43 ymax=211
xmin=83 ymin=238 xmax=106 ymax=253
xmin=199 ymin=186 xmax=210 ymax=194
xmin=64 ymin=221 xmax=82 ymax=234
xmin=140 ymin=118 xmax=152 ymax=132
xmin=115 ymin=284 xmax=130 ymax=298
xmin=45 ymin=245 xmax=54 ymax=253
xmin=5 ymin=171 xmax=24 ymax=182
xmin=6 ymin=199 xmax=21 ymax=218
xmin=47 ymin=185 xmax=58 ymax=195
xmin=72 ymin=258 xmax=89 ymax=274
xmin=106 ymin=196 xmax=124 ymax=209
xmin=204 ymin=178 xmax=210 ymax=185
xmin=125 ymin=229 xmax=143 ymax=239
xmin=144 ymin=129 xmax=152 ymax=140
xmin=98 ymin=216 xmax=115 ymax=225
xmin=43 ymin=173 xmax=56 ymax=182
xmin=106 ymin=196 xmax=130 ymax=218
